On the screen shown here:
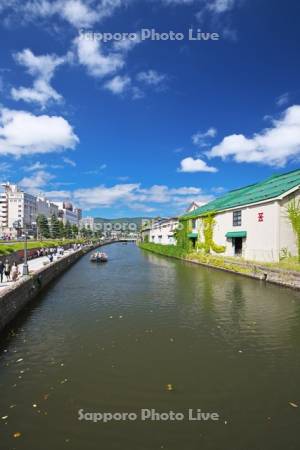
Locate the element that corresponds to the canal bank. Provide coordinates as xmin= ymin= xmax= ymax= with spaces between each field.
xmin=139 ymin=242 xmax=300 ymax=290
xmin=0 ymin=241 xmax=110 ymax=332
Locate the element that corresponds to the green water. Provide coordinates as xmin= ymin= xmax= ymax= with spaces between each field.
xmin=1 ymin=243 xmax=300 ymax=449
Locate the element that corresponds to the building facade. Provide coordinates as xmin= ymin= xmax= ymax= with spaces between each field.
xmin=148 ymin=218 xmax=179 ymax=245
xmin=183 ymin=169 xmax=300 ymax=263
xmin=54 ymin=202 xmax=80 ymax=226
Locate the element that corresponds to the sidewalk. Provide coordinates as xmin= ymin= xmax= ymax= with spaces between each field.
xmin=0 ymin=249 xmax=75 ymax=289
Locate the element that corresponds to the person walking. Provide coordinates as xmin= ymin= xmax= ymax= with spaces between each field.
xmin=4 ymin=259 xmax=11 ymax=282
xmin=0 ymin=260 xmax=4 ymax=283
xmin=11 ymin=262 xmax=20 ymax=282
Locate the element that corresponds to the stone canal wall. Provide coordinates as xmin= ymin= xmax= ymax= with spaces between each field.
xmin=0 ymin=243 xmax=104 ymax=333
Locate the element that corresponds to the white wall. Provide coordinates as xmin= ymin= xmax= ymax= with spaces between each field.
xmin=150 ymin=219 xmax=178 ymax=245
xmin=193 ymin=201 xmax=280 ymax=262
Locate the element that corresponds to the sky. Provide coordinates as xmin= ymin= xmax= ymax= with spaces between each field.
xmin=0 ymin=0 xmax=300 ymax=218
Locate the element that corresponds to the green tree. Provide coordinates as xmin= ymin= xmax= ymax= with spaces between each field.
xmin=72 ymin=224 xmax=79 ymax=238
xmin=50 ymin=214 xmax=60 ymax=239
xmin=37 ymin=214 xmax=50 ymax=239
xmin=287 ymin=199 xmax=300 ymax=262
xmin=64 ymin=220 xmax=73 ymax=239
xmin=58 ymin=220 xmax=65 ymax=238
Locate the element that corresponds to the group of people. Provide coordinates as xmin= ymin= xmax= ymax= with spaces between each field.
xmin=0 ymin=260 xmax=20 ymax=283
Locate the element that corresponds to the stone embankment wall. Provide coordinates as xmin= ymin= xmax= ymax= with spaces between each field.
xmin=0 ymin=243 xmax=106 ymax=333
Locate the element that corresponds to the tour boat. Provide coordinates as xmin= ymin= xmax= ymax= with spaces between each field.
xmin=90 ymin=252 xmax=108 ymax=263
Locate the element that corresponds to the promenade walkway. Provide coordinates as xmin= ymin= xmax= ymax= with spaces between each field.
xmin=0 ymin=249 xmax=75 ymax=290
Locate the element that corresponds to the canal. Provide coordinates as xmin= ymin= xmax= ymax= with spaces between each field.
xmin=1 ymin=243 xmax=300 ymax=449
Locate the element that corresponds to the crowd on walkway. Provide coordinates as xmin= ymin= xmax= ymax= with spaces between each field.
xmin=0 ymin=243 xmax=85 ymax=286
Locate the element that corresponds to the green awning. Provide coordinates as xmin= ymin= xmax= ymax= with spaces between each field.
xmin=187 ymin=232 xmax=198 ymax=239
xmin=226 ymin=231 xmax=247 ymax=238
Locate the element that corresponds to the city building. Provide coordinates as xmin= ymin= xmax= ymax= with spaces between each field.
xmin=80 ymin=216 xmax=95 ymax=231
xmin=0 ymin=183 xmax=37 ymax=236
xmin=36 ymin=196 xmax=59 ymax=218
xmin=149 ymin=218 xmax=179 ymax=245
xmin=182 ymin=169 xmax=300 ymax=262
xmin=54 ymin=202 xmax=81 ymax=226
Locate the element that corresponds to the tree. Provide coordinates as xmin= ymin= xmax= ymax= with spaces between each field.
xmin=58 ymin=220 xmax=65 ymax=238
xmin=37 ymin=214 xmax=50 ymax=239
xmin=287 ymin=199 xmax=300 ymax=262
xmin=50 ymin=214 xmax=60 ymax=239
xmin=64 ymin=220 xmax=73 ymax=239
xmin=72 ymin=224 xmax=79 ymax=238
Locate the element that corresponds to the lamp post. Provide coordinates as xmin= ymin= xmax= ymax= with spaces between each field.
xmin=22 ymin=231 xmax=29 ymax=276
xmin=13 ymin=220 xmax=29 ymax=276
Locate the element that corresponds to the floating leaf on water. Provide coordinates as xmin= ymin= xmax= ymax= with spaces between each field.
xmin=1 ymin=416 xmax=8 ymax=420
xmin=289 ymin=402 xmax=298 ymax=408
xmin=13 ymin=432 xmax=21 ymax=438
xmin=16 ymin=358 xmax=23 ymax=363
xmin=165 ymin=384 xmax=174 ymax=391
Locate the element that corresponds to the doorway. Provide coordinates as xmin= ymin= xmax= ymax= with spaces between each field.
xmin=234 ymin=237 xmax=243 ymax=256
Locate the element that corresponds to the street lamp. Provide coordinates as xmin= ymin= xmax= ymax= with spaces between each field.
xmin=13 ymin=220 xmax=29 ymax=276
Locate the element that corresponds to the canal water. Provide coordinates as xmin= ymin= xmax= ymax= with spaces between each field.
xmin=1 ymin=243 xmax=300 ymax=449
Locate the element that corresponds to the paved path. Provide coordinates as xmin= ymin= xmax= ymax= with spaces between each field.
xmin=0 ymin=249 xmax=75 ymax=289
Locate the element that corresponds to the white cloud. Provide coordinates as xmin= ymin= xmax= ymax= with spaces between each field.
xmin=11 ymin=49 xmax=67 ymax=107
xmin=192 ymin=127 xmax=217 ymax=147
xmin=104 ymin=75 xmax=131 ymax=94
xmin=19 ymin=170 xmax=55 ymax=192
xmin=276 ymin=92 xmax=290 ymax=107
xmin=63 ymin=157 xmax=77 ymax=167
xmin=179 ymin=157 xmax=218 ymax=173
xmin=5 ymin=0 xmax=124 ymax=29
xmin=0 ymin=107 xmax=79 ymax=156
xmin=137 ymin=70 xmax=167 ymax=86
xmin=24 ymin=161 xmax=48 ymax=171
xmin=207 ymin=105 xmax=300 ymax=167
xmin=207 ymin=0 xmax=236 ymax=13
xmin=74 ymin=36 xmax=125 ymax=78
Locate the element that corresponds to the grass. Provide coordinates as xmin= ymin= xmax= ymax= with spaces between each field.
xmin=139 ymin=242 xmax=300 ymax=275
xmin=139 ymin=242 xmax=188 ymax=258
xmin=0 ymin=239 xmax=86 ymax=255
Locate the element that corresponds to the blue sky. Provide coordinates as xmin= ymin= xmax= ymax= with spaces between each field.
xmin=0 ymin=0 xmax=300 ymax=217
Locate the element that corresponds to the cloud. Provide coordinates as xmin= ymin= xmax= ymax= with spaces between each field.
xmin=207 ymin=0 xmax=236 ymax=13
xmin=2 ymin=0 xmax=125 ymax=29
xmin=74 ymin=36 xmax=125 ymax=78
xmin=11 ymin=49 xmax=67 ymax=107
xmin=137 ymin=70 xmax=167 ymax=86
xmin=276 ymin=92 xmax=290 ymax=107
xmin=24 ymin=161 xmax=48 ymax=171
xmin=63 ymin=157 xmax=77 ymax=167
xmin=207 ymin=105 xmax=300 ymax=167
xmin=192 ymin=127 xmax=217 ymax=147
xmin=178 ymin=157 xmax=218 ymax=173
xmin=104 ymin=75 xmax=131 ymax=94
xmin=19 ymin=170 xmax=55 ymax=192
xmin=0 ymin=107 xmax=79 ymax=156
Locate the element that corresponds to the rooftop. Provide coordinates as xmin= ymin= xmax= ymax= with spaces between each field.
xmin=183 ymin=168 xmax=300 ymax=219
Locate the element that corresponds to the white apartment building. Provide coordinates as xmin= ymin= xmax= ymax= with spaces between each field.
xmin=0 ymin=183 xmax=37 ymax=236
xmin=36 ymin=196 xmax=59 ymax=218
xmin=54 ymin=202 xmax=80 ymax=226
xmin=149 ymin=218 xmax=179 ymax=245
xmin=80 ymin=216 xmax=95 ymax=231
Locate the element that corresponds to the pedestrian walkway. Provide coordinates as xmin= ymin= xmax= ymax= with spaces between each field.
xmin=0 ymin=249 xmax=75 ymax=289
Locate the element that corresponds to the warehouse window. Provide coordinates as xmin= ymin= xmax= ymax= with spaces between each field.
xmin=233 ymin=210 xmax=242 ymax=227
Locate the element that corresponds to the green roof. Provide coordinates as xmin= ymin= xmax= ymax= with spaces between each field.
xmin=183 ymin=169 xmax=300 ymax=219
xmin=226 ymin=231 xmax=247 ymax=238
